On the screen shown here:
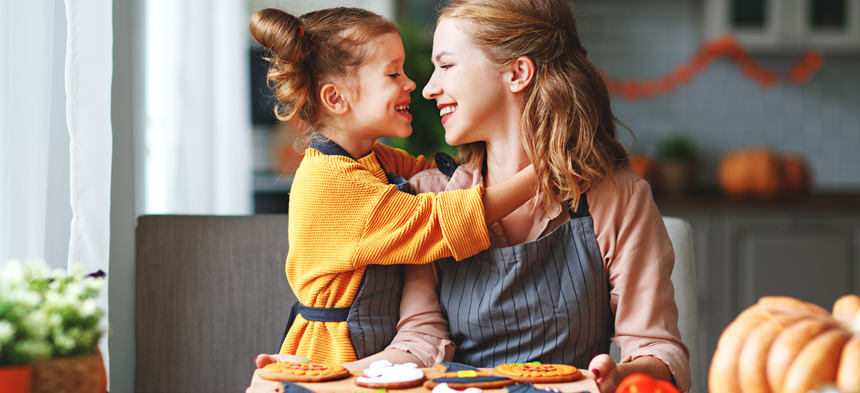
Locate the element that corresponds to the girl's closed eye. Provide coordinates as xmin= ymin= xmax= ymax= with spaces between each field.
xmin=389 ymin=72 xmax=401 ymax=78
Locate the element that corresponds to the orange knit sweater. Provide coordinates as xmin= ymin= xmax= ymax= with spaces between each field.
xmin=279 ymin=142 xmax=490 ymax=363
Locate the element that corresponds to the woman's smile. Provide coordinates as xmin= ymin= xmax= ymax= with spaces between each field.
xmin=438 ymin=103 xmax=458 ymax=124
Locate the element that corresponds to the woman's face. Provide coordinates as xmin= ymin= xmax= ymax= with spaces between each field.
xmin=423 ymin=17 xmax=509 ymax=146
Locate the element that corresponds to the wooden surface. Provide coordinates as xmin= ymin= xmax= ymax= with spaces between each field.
xmin=247 ymin=368 xmax=600 ymax=393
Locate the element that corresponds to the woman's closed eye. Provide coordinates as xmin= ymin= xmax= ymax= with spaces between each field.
xmin=440 ymin=63 xmax=452 ymax=70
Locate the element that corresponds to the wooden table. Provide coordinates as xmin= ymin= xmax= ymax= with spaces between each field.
xmin=247 ymin=368 xmax=600 ymax=393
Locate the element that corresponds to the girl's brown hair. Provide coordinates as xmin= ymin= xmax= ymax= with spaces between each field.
xmin=440 ymin=0 xmax=630 ymax=211
xmin=250 ymin=8 xmax=398 ymax=146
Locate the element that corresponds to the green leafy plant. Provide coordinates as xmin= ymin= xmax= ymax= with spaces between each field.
xmin=656 ymin=134 xmax=698 ymax=164
xmin=386 ymin=20 xmax=456 ymax=159
xmin=0 ymin=259 xmax=105 ymax=366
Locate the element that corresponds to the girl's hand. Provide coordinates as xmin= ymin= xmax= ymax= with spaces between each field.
xmin=254 ymin=353 xmax=310 ymax=368
xmin=583 ymin=354 xmax=620 ymax=393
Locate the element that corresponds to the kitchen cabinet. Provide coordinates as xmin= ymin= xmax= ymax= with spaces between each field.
xmin=704 ymin=0 xmax=860 ymax=51
xmin=659 ymin=195 xmax=860 ymax=385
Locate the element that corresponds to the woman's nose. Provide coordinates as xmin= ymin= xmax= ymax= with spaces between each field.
xmin=423 ymin=72 xmax=440 ymax=100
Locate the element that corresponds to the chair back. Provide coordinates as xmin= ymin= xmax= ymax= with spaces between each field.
xmin=663 ymin=217 xmax=702 ymax=393
xmin=135 ymin=215 xmax=296 ymax=393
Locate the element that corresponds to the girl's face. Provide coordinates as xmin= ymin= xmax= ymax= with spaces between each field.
xmin=423 ymin=17 xmax=509 ymax=146
xmin=346 ymin=32 xmax=416 ymax=142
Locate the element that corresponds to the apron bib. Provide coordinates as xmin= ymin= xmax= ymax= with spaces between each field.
xmin=436 ymin=194 xmax=613 ymax=368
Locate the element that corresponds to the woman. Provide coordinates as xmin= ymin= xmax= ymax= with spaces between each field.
xmin=410 ymin=0 xmax=691 ymax=391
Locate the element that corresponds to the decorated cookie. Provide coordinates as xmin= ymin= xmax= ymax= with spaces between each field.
xmin=424 ymin=368 xmax=515 ymax=389
xmin=432 ymin=382 xmax=484 ymax=393
xmin=258 ymin=361 xmax=351 ymax=382
xmin=492 ymin=362 xmax=582 ymax=383
xmin=435 ymin=361 xmax=481 ymax=373
xmin=355 ymin=360 xmax=426 ymax=389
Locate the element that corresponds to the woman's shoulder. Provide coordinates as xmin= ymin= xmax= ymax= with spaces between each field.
xmin=589 ymin=170 xmax=653 ymax=200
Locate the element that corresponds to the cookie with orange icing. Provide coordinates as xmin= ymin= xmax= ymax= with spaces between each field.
xmin=491 ymin=362 xmax=582 ymax=383
xmin=258 ymin=361 xmax=351 ymax=382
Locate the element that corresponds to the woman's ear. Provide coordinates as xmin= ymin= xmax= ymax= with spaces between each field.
xmin=320 ymin=83 xmax=349 ymax=114
xmin=507 ymin=56 xmax=535 ymax=93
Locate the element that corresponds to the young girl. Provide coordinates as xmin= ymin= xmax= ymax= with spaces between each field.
xmin=411 ymin=0 xmax=691 ymax=392
xmin=248 ymin=7 xmax=535 ymax=366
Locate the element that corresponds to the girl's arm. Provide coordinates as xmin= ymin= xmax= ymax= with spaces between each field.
xmin=481 ymin=164 xmax=535 ymax=225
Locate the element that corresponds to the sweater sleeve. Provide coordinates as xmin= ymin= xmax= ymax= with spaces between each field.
xmin=353 ymin=182 xmax=490 ymax=266
xmin=590 ymin=173 xmax=691 ymax=392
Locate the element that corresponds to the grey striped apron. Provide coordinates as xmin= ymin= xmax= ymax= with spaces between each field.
xmin=436 ymin=193 xmax=613 ymax=368
xmin=280 ymin=137 xmax=408 ymax=359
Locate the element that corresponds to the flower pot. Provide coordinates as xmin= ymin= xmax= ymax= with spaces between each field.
xmin=0 ymin=366 xmax=32 ymax=393
xmin=659 ymin=162 xmax=695 ymax=197
xmin=30 ymin=350 xmax=106 ymax=393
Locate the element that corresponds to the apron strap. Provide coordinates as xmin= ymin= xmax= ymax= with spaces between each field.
xmin=279 ymin=302 xmax=351 ymax=352
xmin=567 ymin=192 xmax=590 ymax=219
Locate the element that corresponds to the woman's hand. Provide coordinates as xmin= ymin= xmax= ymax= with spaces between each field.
xmin=584 ymin=354 xmax=675 ymax=393
xmin=254 ymin=353 xmax=310 ymax=368
xmin=583 ymin=354 xmax=620 ymax=393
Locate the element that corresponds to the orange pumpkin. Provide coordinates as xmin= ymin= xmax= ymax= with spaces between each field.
xmin=616 ymin=373 xmax=680 ymax=393
xmin=709 ymin=295 xmax=860 ymax=393
xmin=717 ymin=148 xmax=811 ymax=198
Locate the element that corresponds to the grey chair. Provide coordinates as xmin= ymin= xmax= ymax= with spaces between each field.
xmin=135 ymin=215 xmax=297 ymax=393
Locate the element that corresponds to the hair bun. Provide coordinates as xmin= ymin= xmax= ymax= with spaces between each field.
xmin=250 ymin=8 xmax=310 ymax=64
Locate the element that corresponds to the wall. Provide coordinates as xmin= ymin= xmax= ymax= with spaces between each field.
xmin=572 ymin=0 xmax=860 ymax=191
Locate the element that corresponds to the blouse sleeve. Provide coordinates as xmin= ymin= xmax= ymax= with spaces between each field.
xmin=386 ymin=263 xmax=455 ymax=366
xmin=589 ymin=173 xmax=691 ymax=392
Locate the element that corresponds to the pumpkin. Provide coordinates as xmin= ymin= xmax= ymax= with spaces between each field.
xmin=717 ymin=148 xmax=810 ymax=198
xmin=616 ymin=373 xmax=680 ymax=393
xmin=709 ymin=295 xmax=860 ymax=393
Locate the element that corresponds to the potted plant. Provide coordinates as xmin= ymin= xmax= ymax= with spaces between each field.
xmin=655 ymin=134 xmax=699 ymax=197
xmin=0 ymin=259 xmax=106 ymax=393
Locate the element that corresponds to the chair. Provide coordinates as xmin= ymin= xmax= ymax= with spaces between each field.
xmin=610 ymin=217 xmax=701 ymax=393
xmin=135 ymin=215 xmax=297 ymax=393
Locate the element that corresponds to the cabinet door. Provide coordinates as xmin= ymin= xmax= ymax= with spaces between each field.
xmin=734 ymin=221 xmax=856 ymax=311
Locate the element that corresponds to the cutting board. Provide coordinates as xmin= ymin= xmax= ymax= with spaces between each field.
xmin=247 ymin=367 xmax=600 ymax=393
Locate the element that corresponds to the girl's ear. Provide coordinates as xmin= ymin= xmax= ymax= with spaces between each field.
xmin=507 ymin=56 xmax=535 ymax=93
xmin=320 ymin=83 xmax=349 ymax=114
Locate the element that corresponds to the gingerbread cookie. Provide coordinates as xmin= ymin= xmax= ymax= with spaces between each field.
xmin=435 ymin=362 xmax=480 ymax=373
xmin=424 ymin=368 xmax=515 ymax=389
xmin=355 ymin=360 xmax=426 ymax=389
xmin=258 ymin=361 xmax=351 ymax=382
xmin=492 ymin=362 xmax=582 ymax=383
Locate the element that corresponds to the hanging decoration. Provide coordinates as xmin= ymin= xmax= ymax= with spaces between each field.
xmin=602 ymin=35 xmax=825 ymax=101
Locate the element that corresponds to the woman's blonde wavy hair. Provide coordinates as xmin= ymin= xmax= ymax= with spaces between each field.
xmin=440 ymin=0 xmax=630 ymax=211
xmin=249 ymin=8 xmax=398 ymax=147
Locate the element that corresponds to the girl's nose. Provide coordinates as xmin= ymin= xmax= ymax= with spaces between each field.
xmin=404 ymin=75 xmax=416 ymax=92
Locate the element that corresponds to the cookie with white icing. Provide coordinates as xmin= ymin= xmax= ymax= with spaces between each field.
xmin=355 ymin=360 xmax=426 ymax=389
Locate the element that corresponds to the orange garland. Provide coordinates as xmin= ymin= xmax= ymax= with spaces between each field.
xmin=603 ymin=35 xmax=825 ymax=101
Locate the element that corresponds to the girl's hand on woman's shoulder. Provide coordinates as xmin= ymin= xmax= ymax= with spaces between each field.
xmin=583 ymin=354 xmax=620 ymax=393
xmin=254 ymin=353 xmax=311 ymax=368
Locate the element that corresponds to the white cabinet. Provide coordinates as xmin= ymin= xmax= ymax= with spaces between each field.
xmin=704 ymin=0 xmax=860 ymax=51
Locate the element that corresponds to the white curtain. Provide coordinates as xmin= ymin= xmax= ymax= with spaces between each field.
xmin=1 ymin=0 xmax=113 ymax=383
xmin=145 ymin=0 xmax=252 ymax=215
